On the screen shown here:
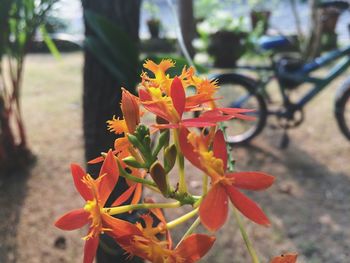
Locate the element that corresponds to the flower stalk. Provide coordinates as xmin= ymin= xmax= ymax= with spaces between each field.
xmin=173 ymin=128 xmax=187 ymax=194
xmin=105 ymin=201 xmax=181 ymax=216
xmin=233 ymin=206 xmax=261 ymax=263
xmin=166 ymin=208 xmax=199 ymax=230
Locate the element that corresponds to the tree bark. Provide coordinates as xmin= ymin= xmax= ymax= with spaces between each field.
xmin=178 ymin=0 xmax=196 ymax=58
xmin=81 ymin=0 xmax=141 ymax=262
xmin=82 ymin=0 xmax=141 ymax=167
xmin=305 ymin=0 xmax=322 ymax=60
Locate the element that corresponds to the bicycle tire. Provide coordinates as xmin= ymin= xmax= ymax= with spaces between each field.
xmin=214 ymin=73 xmax=267 ymax=144
xmin=335 ymin=78 xmax=350 ymax=141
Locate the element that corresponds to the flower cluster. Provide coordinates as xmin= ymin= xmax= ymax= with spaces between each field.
xmin=55 ymin=59 xmax=296 ymax=263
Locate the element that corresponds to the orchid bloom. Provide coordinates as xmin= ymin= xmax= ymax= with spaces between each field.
xmin=88 ymin=149 xmax=144 ymax=206
xmin=104 ymin=211 xmax=215 ymax=263
xmin=140 ymin=77 xmax=236 ymax=129
xmin=141 ymin=59 xmax=175 ymax=94
xmin=179 ymin=128 xmax=275 ymax=231
xmin=106 ymin=88 xmax=144 ymax=205
xmin=89 ymin=88 xmax=141 ymax=165
xmin=54 ymin=150 xmax=135 ymax=263
xmin=140 ymin=60 xmax=256 ymax=130
xmin=106 ymin=88 xmax=141 ymax=161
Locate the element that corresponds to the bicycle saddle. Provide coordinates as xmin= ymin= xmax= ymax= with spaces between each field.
xmin=258 ymin=35 xmax=295 ymax=51
xmin=317 ymin=1 xmax=349 ymax=11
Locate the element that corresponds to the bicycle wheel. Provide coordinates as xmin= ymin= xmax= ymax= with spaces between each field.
xmin=335 ymin=79 xmax=350 ymax=141
xmin=215 ymin=73 xmax=267 ymax=144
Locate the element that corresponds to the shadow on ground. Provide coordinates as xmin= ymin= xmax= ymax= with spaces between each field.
xmin=0 ymin=166 xmax=32 ymax=263
xmin=234 ymin=140 xmax=350 ymax=263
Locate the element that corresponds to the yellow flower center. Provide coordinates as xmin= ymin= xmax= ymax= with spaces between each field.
xmin=81 ymin=175 xmax=105 ymax=240
xmin=147 ymin=87 xmax=180 ymax=123
xmin=200 ymin=151 xmax=224 ymax=178
xmin=84 ymin=200 xmax=95 ymax=212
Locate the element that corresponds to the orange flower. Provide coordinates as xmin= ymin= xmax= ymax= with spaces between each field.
xmin=179 ymin=128 xmax=274 ymax=231
xmin=107 ymin=88 xmax=140 ymax=135
xmin=140 ymin=77 xmax=237 ymax=129
xmin=104 ymin=211 xmax=215 ymax=263
xmin=270 ymin=253 xmax=298 ymax=263
xmin=55 ymin=150 xmax=135 ymax=263
xmin=88 ymin=137 xmax=144 ymax=206
xmin=142 ymin=59 xmax=175 ymax=94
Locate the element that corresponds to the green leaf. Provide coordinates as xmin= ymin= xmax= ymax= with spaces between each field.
xmin=40 ymin=25 xmax=60 ymax=59
xmin=84 ymin=10 xmax=139 ymax=81
xmin=84 ymin=36 xmax=127 ymax=82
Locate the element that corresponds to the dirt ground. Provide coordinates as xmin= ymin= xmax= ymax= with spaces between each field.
xmin=0 ymin=52 xmax=349 ymax=263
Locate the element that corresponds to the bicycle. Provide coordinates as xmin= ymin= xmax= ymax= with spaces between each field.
xmin=212 ymin=1 xmax=350 ymax=146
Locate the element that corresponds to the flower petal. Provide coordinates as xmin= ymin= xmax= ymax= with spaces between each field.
xmin=121 ymin=88 xmax=140 ymax=133
xmin=198 ymin=110 xmax=235 ymax=122
xmin=145 ymin=197 xmax=173 ymax=248
xmin=199 ymin=184 xmax=229 ymax=231
xmin=170 ymin=77 xmax=185 ymax=117
xmin=111 ymin=184 xmax=137 ymax=207
xmin=175 ymin=234 xmax=216 ymax=263
xmin=213 ymin=130 xmax=227 ymax=170
xmin=185 ymin=115 xmax=233 ymax=123
xmin=83 ymin=236 xmax=99 ymax=263
xmin=185 ymin=93 xmax=215 ymax=110
xmin=71 ymin=164 xmax=93 ymax=201
xmin=179 ymin=127 xmax=202 ymax=170
xmin=226 ymin=171 xmax=275 ymax=190
xmin=226 ymin=186 xmax=270 ymax=226
xmin=152 ymin=123 xmax=181 ymax=129
xmin=54 ymin=208 xmax=89 ymax=231
xmin=181 ymin=119 xmax=218 ymax=128
xmin=218 ymin=107 xmax=256 ymax=121
xmin=270 ymin=253 xmax=298 ymax=263
xmin=130 ymin=183 xmax=143 ymax=205
xmin=139 ymin=89 xmax=172 ymax=122
xmin=98 ymin=149 xmax=119 ymax=205
xmin=101 ymin=214 xmax=142 ymax=238
xmin=87 ymin=156 xmax=104 ymax=164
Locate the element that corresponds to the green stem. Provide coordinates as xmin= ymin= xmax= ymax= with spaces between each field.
xmin=128 ymin=145 xmax=144 ymax=164
xmin=173 ymin=129 xmax=187 ymax=194
xmin=219 ymin=123 xmax=235 ymax=172
xmin=106 ymin=201 xmax=181 ymax=216
xmin=232 ymin=207 xmax=260 ymax=263
xmin=166 ymin=207 xmax=199 ymax=230
xmin=176 ymin=216 xmax=201 ymax=248
xmin=118 ymin=161 xmax=157 ymax=187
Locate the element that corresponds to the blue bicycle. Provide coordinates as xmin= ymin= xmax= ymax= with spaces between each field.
xmin=212 ymin=1 xmax=350 ymax=145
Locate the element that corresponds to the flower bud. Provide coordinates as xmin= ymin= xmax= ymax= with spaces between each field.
xmin=149 ymin=161 xmax=169 ymax=196
xmin=122 ymin=156 xmax=144 ymax=168
xmin=164 ymin=144 xmax=177 ymax=173
xmin=121 ymin=88 xmax=140 ymax=133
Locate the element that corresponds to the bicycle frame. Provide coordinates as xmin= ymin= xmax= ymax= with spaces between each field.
xmin=282 ymin=46 xmax=350 ymax=109
xmin=238 ymin=46 xmax=350 ymax=119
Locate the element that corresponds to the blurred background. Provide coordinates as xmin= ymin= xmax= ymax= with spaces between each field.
xmin=0 ymin=0 xmax=349 ymax=262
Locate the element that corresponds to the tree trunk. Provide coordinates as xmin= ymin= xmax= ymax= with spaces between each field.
xmin=81 ymin=0 xmax=141 ymax=262
xmin=178 ymin=0 xmax=196 ymax=58
xmin=305 ymin=0 xmax=322 ymax=60
xmin=82 ymin=0 xmax=140 ymax=166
